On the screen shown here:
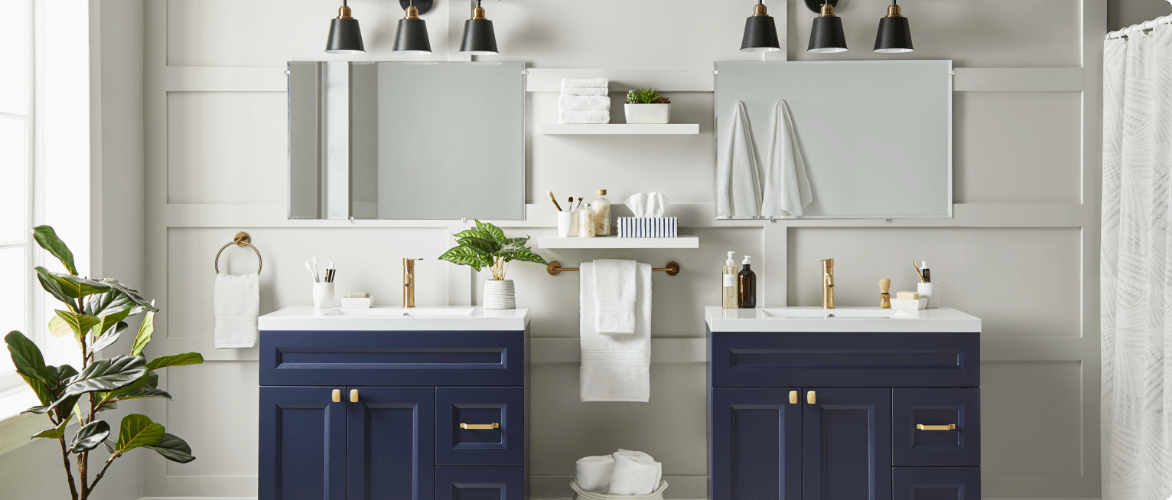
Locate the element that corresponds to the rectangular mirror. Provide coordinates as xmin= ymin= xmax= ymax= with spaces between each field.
xmin=714 ymin=61 xmax=953 ymax=219
xmin=288 ymin=61 xmax=526 ymax=220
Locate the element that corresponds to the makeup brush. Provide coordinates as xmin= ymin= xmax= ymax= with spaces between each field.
xmin=567 ymin=197 xmax=574 ymax=211
xmin=912 ymin=261 xmax=926 ymax=283
xmin=546 ymin=190 xmax=563 ymax=211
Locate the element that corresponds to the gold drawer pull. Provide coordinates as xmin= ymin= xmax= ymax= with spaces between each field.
xmin=807 ymin=391 xmax=816 ymax=404
xmin=460 ymin=423 xmax=500 ymax=430
xmin=917 ymin=424 xmax=957 ymax=431
xmin=789 ymin=391 xmax=798 ymax=405
xmin=350 ymin=389 xmax=359 ymax=403
xmin=332 ymin=389 xmax=341 ymax=403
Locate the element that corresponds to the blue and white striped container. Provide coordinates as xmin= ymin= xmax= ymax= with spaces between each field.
xmin=617 ymin=217 xmax=678 ymax=238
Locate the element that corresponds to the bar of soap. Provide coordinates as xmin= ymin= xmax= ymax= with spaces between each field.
xmin=347 ymin=292 xmax=370 ymax=298
xmin=896 ymin=291 xmax=920 ymax=300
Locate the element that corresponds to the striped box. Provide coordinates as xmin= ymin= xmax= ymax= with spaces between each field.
xmin=617 ymin=217 xmax=678 ymax=238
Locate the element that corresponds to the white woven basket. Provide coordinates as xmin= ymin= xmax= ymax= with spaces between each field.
xmin=570 ymin=480 xmax=668 ymax=500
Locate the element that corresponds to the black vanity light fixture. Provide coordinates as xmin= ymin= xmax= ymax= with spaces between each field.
xmin=325 ymin=0 xmax=364 ymax=54
xmin=874 ymin=0 xmax=914 ymax=53
xmin=807 ymin=0 xmax=848 ymax=54
xmin=741 ymin=0 xmax=781 ymax=52
xmin=393 ymin=0 xmax=433 ymax=54
xmin=461 ymin=0 xmax=499 ymax=55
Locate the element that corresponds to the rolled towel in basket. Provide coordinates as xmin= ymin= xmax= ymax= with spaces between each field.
xmin=615 ymin=450 xmax=662 ymax=485
xmin=609 ymin=452 xmax=662 ymax=496
xmin=575 ymin=455 xmax=615 ymax=494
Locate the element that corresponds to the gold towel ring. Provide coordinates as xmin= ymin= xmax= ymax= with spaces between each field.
xmin=214 ymin=232 xmax=262 ymax=274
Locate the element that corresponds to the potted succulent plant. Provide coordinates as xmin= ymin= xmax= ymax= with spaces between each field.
xmin=625 ymin=88 xmax=672 ymax=124
xmin=439 ymin=220 xmax=547 ymax=310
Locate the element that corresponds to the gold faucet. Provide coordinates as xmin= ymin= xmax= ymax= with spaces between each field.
xmin=403 ymin=258 xmax=423 ymax=308
xmin=820 ymin=258 xmax=835 ymax=309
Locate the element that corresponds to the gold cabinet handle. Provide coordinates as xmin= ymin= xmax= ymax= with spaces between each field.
xmin=331 ymin=389 xmax=341 ymax=403
xmin=789 ymin=391 xmax=798 ymax=405
xmin=460 ymin=423 xmax=500 ymax=430
xmin=917 ymin=424 xmax=957 ymax=431
xmin=807 ymin=391 xmax=816 ymax=404
xmin=350 ymin=389 xmax=359 ymax=403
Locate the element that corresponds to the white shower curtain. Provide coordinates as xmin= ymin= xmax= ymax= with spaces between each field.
xmin=1102 ymin=26 xmax=1172 ymax=500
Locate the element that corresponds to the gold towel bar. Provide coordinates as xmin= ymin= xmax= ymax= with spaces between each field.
xmin=546 ymin=261 xmax=680 ymax=277
xmin=214 ymin=231 xmax=262 ymax=274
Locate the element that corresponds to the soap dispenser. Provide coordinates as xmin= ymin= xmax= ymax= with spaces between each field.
xmin=737 ymin=255 xmax=756 ymax=308
xmin=722 ymin=251 xmax=738 ymax=309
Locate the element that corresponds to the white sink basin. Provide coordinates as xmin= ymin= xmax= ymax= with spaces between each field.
xmin=706 ymin=306 xmax=980 ymax=333
xmin=328 ymin=307 xmax=475 ymax=317
xmin=259 ymin=306 xmax=529 ymax=331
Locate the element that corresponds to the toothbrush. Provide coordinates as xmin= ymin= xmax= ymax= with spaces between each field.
xmin=312 ymin=257 xmax=321 ymax=282
xmin=327 ymin=262 xmax=335 ymax=283
xmin=305 ymin=262 xmax=319 ymax=283
xmin=912 ymin=261 xmax=926 ymax=283
xmin=546 ymin=190 xmax=563 ymax=211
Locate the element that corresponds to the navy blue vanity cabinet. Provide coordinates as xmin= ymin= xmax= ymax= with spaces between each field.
xmin=707 ymin=329 xmax=980 ymax=500
xmin=259 ymin=328 xmax=528 ymax=500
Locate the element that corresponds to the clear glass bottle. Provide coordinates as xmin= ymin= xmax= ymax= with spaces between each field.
xmin=578 ymin=206 xmax=596 ymax=238
xmin=722 ymin=251 xmax=738 ymax=309
xmin=591 ymin=189 xmax=612 ymax=236
xmin=738 ymin=255 xmax=756 ymax=308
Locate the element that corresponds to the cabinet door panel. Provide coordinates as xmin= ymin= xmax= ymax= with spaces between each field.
xmin=259 ymin=387 xmax=347 ymax=500
xmin=346 ymin=387 xmax=435 ymax=500
xmin=435 ymin=466 xmax=524 ymax=500
xmin=892 ymin=388 xmax=980 ymax=466
xmin=803 ymin=388 xmax=892 ymax=500
xmin=892 ymin=467 xmax=981 ymax=500
xmin=711 ymin=388 xmax=802 ymax=500
xmin=436 ymin=387 xmax=524 ymax=465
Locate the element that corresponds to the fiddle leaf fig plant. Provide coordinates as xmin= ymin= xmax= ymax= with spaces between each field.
xmin=5 ymin=225 xmax=203 ymax=500
xmin=440 ymin=220 xmax=547 ymax=280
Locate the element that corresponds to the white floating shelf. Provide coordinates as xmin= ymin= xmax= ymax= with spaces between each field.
xmin=537 ymin=124 xmax=700 ymax=135
xmin=537 ymin=236 xmax=699 ymax=249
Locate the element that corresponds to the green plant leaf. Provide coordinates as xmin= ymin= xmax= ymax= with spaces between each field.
xmin=146 ymin=352 xmax=203 ymax=371
xmin=90 ymin=328 xmax=123 ymax=352
xmin=99 ymin=280 xmax=157 ymax=313
xmin=457 ymin=236 xmax=500 ymax=256
xmin=63 ymin=355 xmax=147 ymax=397
xmin=22 ymin=405 xmax=52 ymax=415
xmin=37 ymin=269 xmax=112 ymax=300
xmin=6 ymin=331 xmax=50 ymax=382
xmin=47 ymin=315 xmax=72 ymax=338
xmin=31 ymin=420 xmax=68 ymax=440
xmin=116 ymin=414 xmax=164 ymax=453
xmin=36 ymin=268 xmax=77 ymax=311
xmin=53 ymin=311 xmax=101 ymax=341
xmin=439 ymin=246 xmax=486 ymax=271
xmin=506 ymin=250 xmax=548 ymax=265
xmin=33 ymin=226 xmax=77 ymax=276
xmin=144 ymin=433 xmax=195 ymax=463
xmin=130 ymin=310 xmax=154 ymax=356
xmin=70 ymin=420 xmax=111 ymax=453
xmin=111 ymin=387 xmax=172 ymax=402
xmin=475 ymin=220 xmax=508 ymax=243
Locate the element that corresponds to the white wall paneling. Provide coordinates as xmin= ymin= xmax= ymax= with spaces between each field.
xmin=142 ymin=1 xmax=1107 ymax=499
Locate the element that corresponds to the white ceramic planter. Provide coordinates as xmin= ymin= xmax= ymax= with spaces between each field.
xmin=624 ymin=103 xmax=671 ymax=124
xmin=483 ymin=279 xmax=516 ymax=310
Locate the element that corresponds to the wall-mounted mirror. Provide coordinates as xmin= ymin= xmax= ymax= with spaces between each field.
xmin=288 ymin=61 xmax=526 ymax=220
xmin=715 ymin=61 xmax=953 ymax=219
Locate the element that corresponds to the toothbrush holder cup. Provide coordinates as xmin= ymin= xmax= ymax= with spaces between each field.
xmin=916 ymin=282 xmax=937 ymax=309
xmin=313 ymin=282 xmax=335 ymax=309
xmin=557 ymin=212 xmax=574 ymax=238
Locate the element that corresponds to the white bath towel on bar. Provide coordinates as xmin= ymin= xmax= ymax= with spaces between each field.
xmin=562 ymin=77 xmax=609 ymax=89
xmin=214 ymin=273 xmax=259 ymax=348
xmin=761 ymin=100 xmax=813 ymax=217
xmin=580 ymin=261 xmax=652 ymax=402
xmin=593 ymin=259 xmax=637 ymax=335
xmin=716 ymin=101 xmax=762 ymax=218
xmin=562 ymin=87 xmax=609 ymax=96
xmin=559 ymin=95 xmax=611 ymax=111
xmin=559 ymin=109 xmax=611 ymax=124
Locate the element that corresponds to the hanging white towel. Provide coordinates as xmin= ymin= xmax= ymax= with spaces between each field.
xmin=716 ymin=101 xmax=763 ymax=218
xmin=580 ymin=261 xmax=652 ymax=402
xmin=214 ymin=273 xmax=259 ymax=348
xmin=559 ymin=109 xmax=611 ymax=124
xmin=575 ymin=455 xmax=615 ymax=493
xmin=562 ymin=77 xmax=609 ymax=89
xmin=559 ymin=95 xmax=612 ymax=111
xmin=593 ymin=259 xmax=637 ymax=335
xmin=761 ymin=100 xmax=813 ymax=217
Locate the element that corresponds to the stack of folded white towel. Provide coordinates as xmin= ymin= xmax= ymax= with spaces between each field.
xmin=576 ymin=450 xmax=663 ymax=496
xmin=559 ymin=78 xmax=611 ymax=124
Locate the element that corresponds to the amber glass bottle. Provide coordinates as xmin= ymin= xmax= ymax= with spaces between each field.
xmin=737 ymin=256 xmax=756 ymax=308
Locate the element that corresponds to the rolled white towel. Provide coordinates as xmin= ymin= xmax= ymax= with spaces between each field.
xmin=562 ymin=77 xmax=608 ymax=89
xmin=559 ymin=109 xmax=610 ymax=124
xmin=560 ymin=95 xmax=611 ymax=111
xmin=575 ymin=455 xmax=615 ymax=494
xmin=615 ymin=450 xmax=662 ymax=485
xmin=608 ymin=453 xmax=662 ymax=496
xmin=562 ymin=87 xmax=609 ymax=96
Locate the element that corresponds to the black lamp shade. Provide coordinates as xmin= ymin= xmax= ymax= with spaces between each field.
xmin=461 ymin=18 xmax=498 ymax=54
xmin=875 ymin=16 xmax=914 ymax=53
xmin=394 ymin=18 xmax=432 ymax=53
xmin=808 ymin=15 xmax=848 ymax=53
xmin=741 ymin=15 xmax=781 ymax=52
xmin=325 ymin=17 xmax=364 ymax=54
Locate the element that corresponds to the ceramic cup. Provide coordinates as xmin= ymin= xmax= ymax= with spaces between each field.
xmin=557 ymin=212 xmax=574 ymax=238
xmin=313 ymin=282 xmax=335 ymax=309
xmin=917 ymin=282 xmax=936 ymax=309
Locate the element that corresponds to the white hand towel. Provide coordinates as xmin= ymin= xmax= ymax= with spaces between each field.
xmin=559 ymin=95 xmax=611 ymax=111
xmin=614 ymin=449 xmax=662 ymax=485
xmin=562 ymin=87 xmax=609 ymax=96
xmin=562 ymin=77 xmax=608 ymax=89
xmin=580 ymin=261 xmax=652 ymax=402
xmin=609 ymin=452 xmax=662 ymax=495
xmin=575 ymin=455 xmax=615 ymax=493
xmin=559 ymin=109 xmax=611 ymax=124
xmin=716 ymin=101 xmax=763 ymax=218
xmin=761 ymin=100 xmax=813 ymax=217
xmin=593 ymin=259 xmax=637 ymax=335
xmin=214 ymin=273 xmax=259 ymax=348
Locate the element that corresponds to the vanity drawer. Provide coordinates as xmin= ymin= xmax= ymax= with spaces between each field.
xmin=436 ymin=387 xmax=524 ymax=466
xmin=708 ymin=331 xmax=979 ymax=388
xmin=892 ymin=388 xmax=980 ymax=466
xmin=435 ymin=466 xmax=524 ymax=500
xmin=259 ymin=330 xmax=524 ymax=387
xmin=892 ymin=467 xmax=981 ymax=500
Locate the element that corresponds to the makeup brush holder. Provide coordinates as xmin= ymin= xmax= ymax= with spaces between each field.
xmin=313 ymin=282 xmax=335 ymax=309
xmin=917 ymin=282 xmax=937 ymax=308
xmin=558 ymin=212 xmax=574 ymax=238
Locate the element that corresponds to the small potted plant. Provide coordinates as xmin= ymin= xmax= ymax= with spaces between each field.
xmin=440 ymin=220 xmax=547 ymax=310
xmin=625 ymin=88 xmax=672 ymax=124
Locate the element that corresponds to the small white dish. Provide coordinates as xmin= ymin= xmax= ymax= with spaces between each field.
xmin=890 ymin=297 xmax=928 ymax=310
xmin=340 ymin=297 xmax=373 ymax=309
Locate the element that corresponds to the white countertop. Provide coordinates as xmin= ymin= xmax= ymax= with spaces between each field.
xmin=259 ymin=306 xmax=530 ymax=331
xmin=705 ymin=306 xmax=981 ymax=333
